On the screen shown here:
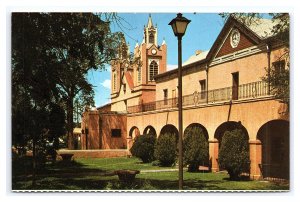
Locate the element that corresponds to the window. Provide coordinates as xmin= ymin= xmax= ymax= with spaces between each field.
xmin=172 ymin=89 xmax=177 ymax=107
xmin=111 ymin=129 xmax=121 ymax=137
xmin=149 ymin=61 xmax=158 ymax=81
xmin=163 ymin=89 xmax=168 ymax=105
xmin=232 ymin=72 xmax=239 ymax=100
xmin=138 ymin=67 xmax=141 ymax=83
xmin=149 ymin=33 xmax=154 ymax=44
xmin=123 ymin=84 xmax=126 ymax=93
xmin=273 ymin=60 xmax=285 ymax=74
xmin=113 ymin=72 xmax=117 ymax=91
xmin=199 ymin=79 xmax=206 ymax=99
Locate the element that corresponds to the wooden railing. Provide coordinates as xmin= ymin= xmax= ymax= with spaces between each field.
xmin=127 ymin=81 xmax=269 ymax=114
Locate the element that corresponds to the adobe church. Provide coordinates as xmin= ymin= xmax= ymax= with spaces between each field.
xmin=80 ymin=14 xmax=289 ymax=180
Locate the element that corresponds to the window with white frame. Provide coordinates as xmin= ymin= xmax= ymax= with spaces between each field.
xmin=149 ymin=60 xmax=158 ymax=81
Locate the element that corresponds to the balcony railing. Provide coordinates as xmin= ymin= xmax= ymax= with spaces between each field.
xmin=127 ymin=81 xmax=269 ymax=114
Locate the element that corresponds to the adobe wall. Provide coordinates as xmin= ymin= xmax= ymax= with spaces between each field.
xmin=155 ymin=47 xmax=287 ymax=102
xmin=209 ymin=52 xmax=268 ymax=89
xmin=127 ymin=99 xmax=288 ymax=141
xmin=100 ymin=113 xmax=127 ymax=149
xmin=58 ymin=149 xmax=128 ymax=159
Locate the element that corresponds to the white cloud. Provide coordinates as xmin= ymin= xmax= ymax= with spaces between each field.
xmin=167 ymin=64 xmax=177 ymax=71
xmin=100 ymin=79 xmax=111 ymax=89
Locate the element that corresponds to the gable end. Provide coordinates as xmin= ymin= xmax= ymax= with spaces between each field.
xmin=216 ymin=26 xmax=257 ymax=58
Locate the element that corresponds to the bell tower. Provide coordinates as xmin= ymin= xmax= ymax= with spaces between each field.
xmin=134 ymin=14 xmax=167 ymax=86
xmin=111 ymin=14 xmax=167 ymax=111
xmin=111 ymin=34 xmax=130 ymax=96
xmin=144 ymin=14 xmax=158 ymax=46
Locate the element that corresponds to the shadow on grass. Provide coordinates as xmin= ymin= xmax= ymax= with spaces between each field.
xmin=12 ymin=157 xmax=112 ymax=190
xmin=222 ymin=175 xmax=251 ymax=181
xmin=12 ymin=157 xmax=289 ymax=190
xmin=133 ymin=178 xmax=225 ymax=190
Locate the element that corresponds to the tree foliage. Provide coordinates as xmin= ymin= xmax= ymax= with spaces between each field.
xmin=183 ymin=126 xmax=209 ymax=172
xmin=218 ymin=129 xmax=250 ymax=180
xmin=12 ymin=13 xmax=123 ymax=150
xmin=130 ymin=133 xmax=156 ymax=163
xmin=154 ymin=133 xmax=177 ymax=167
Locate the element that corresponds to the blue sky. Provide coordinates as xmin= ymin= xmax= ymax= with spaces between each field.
xmin=88 ymin=13 xmax=227 ymax=107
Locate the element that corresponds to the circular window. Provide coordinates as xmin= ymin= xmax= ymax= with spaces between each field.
xmin=230 ymin=29 xmax=240 ymax=48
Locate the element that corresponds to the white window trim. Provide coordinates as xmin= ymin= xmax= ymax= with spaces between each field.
xmin=148 ymin=59 xmax=159 ymax=81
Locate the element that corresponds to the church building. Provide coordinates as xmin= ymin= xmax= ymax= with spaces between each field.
xmin=80 ymin=14 xmax=289 ymax=180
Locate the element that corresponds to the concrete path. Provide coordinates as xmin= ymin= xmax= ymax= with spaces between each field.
xmin=140 ymin=168 xmax=187 ymax=173
xmin=140 ymin=166 xmax=209 ymax=173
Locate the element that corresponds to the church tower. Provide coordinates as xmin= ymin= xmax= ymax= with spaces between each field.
xmin=110 ymin=14 xmax=167 ymax=112
xmin=144 ymin=14 xmax=158 ymax=46
xmin=134 ymin=14 xmax=167 ymax=86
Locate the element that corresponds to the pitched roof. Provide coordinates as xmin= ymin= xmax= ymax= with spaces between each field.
xmin=157 ymin=15 xmax=283 ymax=80
xmin=183 ymin=50 xmax=209 ymax=66
xmin=237 ymin=17 xmax=278 ymax=39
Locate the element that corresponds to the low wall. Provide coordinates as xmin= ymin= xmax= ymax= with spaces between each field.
xmin=57 ymin=149 xmax=129 ymax=159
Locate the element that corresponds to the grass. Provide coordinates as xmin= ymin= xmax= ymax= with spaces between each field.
xmin=12 ymin=156 xmax=289 ymax=191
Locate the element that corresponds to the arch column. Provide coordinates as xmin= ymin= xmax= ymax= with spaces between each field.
xmin=209 ymin=138 xmax=219 ymax=172
xmin=249 ymin=139 xmax=262 ymax=180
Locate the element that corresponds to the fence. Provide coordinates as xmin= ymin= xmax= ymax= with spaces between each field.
xmin=127 ymin=81 xmax=269 ymax=114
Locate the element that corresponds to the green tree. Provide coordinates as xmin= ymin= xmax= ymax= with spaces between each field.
xmin=154 ymin=133 xmax=177 ymax=167
xmin=11 ymin=13 xmax=123 ymax=185
xmin=12 ymin=13 xmax=64 ymax=185
xmin=12 ymin=13 xmax=123 ymax=150
xmin=218 ymin=129 xmax=250 ymax=180
xmin=183 ymin=126 xmax=209 ymax=172
xmin=130 ymin=133 xmax=156 ymax=163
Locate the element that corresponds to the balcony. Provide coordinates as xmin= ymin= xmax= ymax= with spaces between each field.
xmin=127 ymin=81 xmax=269 ymax=114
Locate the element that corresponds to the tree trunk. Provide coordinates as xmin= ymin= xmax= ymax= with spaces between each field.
xmin=32 ymin=137 xmax=36 ymax=187
xmin=67 ymin=97 xmax=74 ymax=150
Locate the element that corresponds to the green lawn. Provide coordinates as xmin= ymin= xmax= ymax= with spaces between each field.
xmin=12 ymin=157 xmax=289 ymax=191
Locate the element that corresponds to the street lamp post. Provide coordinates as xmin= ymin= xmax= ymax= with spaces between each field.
xmin=169 ymin=13 xmax=191 ymax=190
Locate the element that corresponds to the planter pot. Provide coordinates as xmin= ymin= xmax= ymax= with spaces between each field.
xmin=60 ymin=153 xmax=74 ymax=161
xmin=114 ymin=170 xmax=140 ymax=183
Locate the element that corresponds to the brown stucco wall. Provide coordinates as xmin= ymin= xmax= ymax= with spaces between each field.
xmin=127 ymin=99 xmax=287 ymax=141
xmin=100 ymin=113 xmax=127 ymax=149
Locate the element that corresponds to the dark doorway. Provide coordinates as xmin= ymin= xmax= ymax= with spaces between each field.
xmin=257 ymin=120 xmax=289 ymax=180
xmin=232 ymin=72 xmax=239 ymax=100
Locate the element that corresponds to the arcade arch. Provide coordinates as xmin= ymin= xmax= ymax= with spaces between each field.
xmin=257 ymin=120 xmax=289 ymax=179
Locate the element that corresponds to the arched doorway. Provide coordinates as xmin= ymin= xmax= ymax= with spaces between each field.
xmin=128 ymin=126 xmax=141 ymax=149
xmin=159 ymin=124 xmax=179 ymax=140
xmin=143 ymin=125 xmax=157 ymax=137
xmin=213 ymin=121 xmax=249 ymax=171
xmin=214 ymin=121 xmax=249 ymax=148
xmin=257 ymin=120 xmax=289 ymax=180
xmin=184 ymin=123 xmax=209 ymax=139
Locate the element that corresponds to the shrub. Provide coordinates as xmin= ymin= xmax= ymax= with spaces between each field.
xmin=154 ymin=132 xmax=177 ymax=166
xmin=218 ymin=129 xmax=250 ymax=180
xmin=183 ymin=126 xmax=209 ymax=172
xmin=130 ymin=133 xmax=156 ymax=163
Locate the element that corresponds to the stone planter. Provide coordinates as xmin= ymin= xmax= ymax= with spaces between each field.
xmin=114 ymin=169 xmax=140 ymax=183
xmin=60 ymin=153 xmax=74 ymax=161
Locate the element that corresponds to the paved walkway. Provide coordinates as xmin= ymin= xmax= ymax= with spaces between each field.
xmin=140 ymin=166 xmax=209 ymax=173
xmin=140 ymin=168 xmax=184 ymax=173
